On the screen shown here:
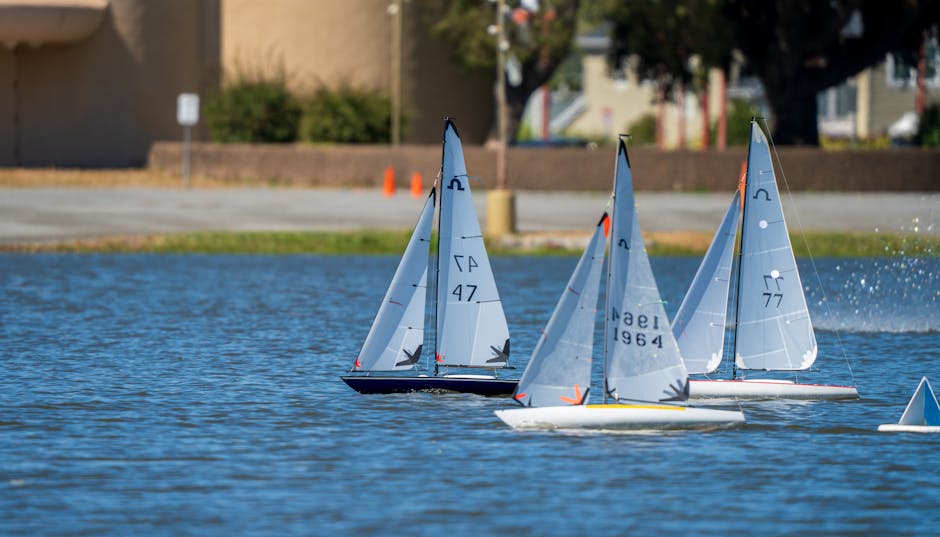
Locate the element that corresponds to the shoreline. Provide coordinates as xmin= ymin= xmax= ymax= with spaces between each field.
xmin=2 ymin=229 xmax=935 ymax=257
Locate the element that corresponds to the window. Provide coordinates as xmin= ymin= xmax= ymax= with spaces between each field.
xmin=886 ymin=35 xmax=940 ymax=88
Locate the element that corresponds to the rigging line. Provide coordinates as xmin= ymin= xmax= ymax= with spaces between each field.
xmin=760 ymin=118 xmax=857 ymax=385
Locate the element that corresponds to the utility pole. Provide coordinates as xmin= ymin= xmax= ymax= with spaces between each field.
xmin=390 ymin=0 xmax=403 ymax=146
xmin=495 ymin=0 xmax=507 ymax=189
xmin=486 ymin=0 xmax=516 ymax=236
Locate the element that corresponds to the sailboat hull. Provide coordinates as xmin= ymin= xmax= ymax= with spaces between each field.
xmin=494 ymin=404 xmax=745 ymax=431
xmin=688 ymin=379 xmax=859 ymax=400
xmin=341 ymin=375 xmax=517 ymax=396
xmin=877 ymin=424 xmax=940 ymax=433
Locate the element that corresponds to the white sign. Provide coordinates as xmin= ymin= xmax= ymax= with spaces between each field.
xmin=177 ymin=93 xmax=200 ymax=126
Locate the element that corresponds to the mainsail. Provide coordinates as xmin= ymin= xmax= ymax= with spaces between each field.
xmin=672 ymin=191 xmax=740 ymax=374
xmin=435 ymin=120 xmax=511 ymax=368
xmin=734 ymin=122 xmax=817 ymax=371
xmin=353 ymin=190 xmax=435 ymax=371
xmin=512 ymin=214 xmax=607 ymax=407
xmin=605 ymin=140 xmax=688 ymax=402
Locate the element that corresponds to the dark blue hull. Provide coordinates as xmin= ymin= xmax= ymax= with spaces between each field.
xmin=341 ymin=375 xmax=517 ymax=396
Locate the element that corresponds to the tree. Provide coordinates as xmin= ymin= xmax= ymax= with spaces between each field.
xmin=727 ymin=1 xmax=938 ymax=145
xmin=596 ymin=0 xmax=734 ymax=98
xmin=598 ymin=0 xmax=940 ymax=145
xmin=417 ymin=0 xmax=581 ymax=143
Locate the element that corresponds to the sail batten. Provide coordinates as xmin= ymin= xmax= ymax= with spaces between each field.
xmin=734 ymin=122 xmax=817 ymax=371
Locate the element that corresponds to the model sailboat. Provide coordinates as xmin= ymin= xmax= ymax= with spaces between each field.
xmin=495 ymin=138 xmax=745 ymax=430
xmin=673 ymin=120 xmax=858 ymax=400
xmin=878 ymin=377 xmax=940 ymax=433
xmin=342 ymin=119 xmax=516 ymax=396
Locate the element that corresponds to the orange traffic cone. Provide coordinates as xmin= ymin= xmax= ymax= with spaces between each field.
xmin=382 ymin=166 xmax=395 ymax=197
xmin=410 ymin=172 xmax=423 ymax=198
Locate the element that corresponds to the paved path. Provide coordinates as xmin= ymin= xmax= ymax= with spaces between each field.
xmin=0 ymin=188 xmax=936 ymax=245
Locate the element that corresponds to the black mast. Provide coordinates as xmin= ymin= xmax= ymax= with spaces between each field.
xmin=730 ymin=119 xmax=757 ymax=380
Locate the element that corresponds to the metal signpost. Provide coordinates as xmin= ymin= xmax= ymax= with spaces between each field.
xmin=177 ymin=93 xmax=199 ymax=187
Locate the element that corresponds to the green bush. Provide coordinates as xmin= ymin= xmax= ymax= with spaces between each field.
xmin=726 ymin=99 xmax=761 ymax=146
xmin=204 ymin=76 xmax=301 ymax=143
xmin=918 ymin=104 xmax=940 ymax=147
xmin=299 ymin=86 xmax=397 ymax=144
xmin=626 ymin=113 xmax=657 ymax=146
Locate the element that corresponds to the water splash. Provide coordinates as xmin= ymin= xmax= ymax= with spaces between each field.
xmin=809 ymin=255 xmax=939 ymax=334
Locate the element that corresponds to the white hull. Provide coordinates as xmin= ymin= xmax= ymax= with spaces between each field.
xmin=688 ymin=379 xmax=859 ymax=401
xmin=877 ymin=424 xmax=940 ymax=433
xmin=494 ymin=403 xmax=745 ymax=431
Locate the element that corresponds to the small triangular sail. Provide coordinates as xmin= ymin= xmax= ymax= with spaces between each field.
xmin=735 ymin=121 xmax=817 ymax=371
xmin=673 ymin=191 xmax=740 ymax=374
xmin=353 ymin=190 xmax=435 ymax=371
xmin=435 ymin=120 xmax=511 ymax=368
xmin=605 ymin=141 xmax=688 ymax=402
xmin=898 ymin=377 xmax=940 ymax=426
xmin=513 ymin=214 xmax=608 ymax=407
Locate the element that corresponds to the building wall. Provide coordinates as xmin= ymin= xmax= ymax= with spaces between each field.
xmin=0 ymin=0 xmax=492 ymax=166
xmin=869 ymin=62 xmax=919 ymax=135
xmin=567 ymin=54 xmax=656 ymax=141
xmin=220 ymin=0 xmax=494 ymax=144
xmin=149 ymin=140 xmax=940 ymax=192
xmin=0 ymin=0 xmax=219 ymax=167
xmin=567 ymin=53 xmax=718 ymax=148
xmin=865 ymin=60 xmax=940 ymax=137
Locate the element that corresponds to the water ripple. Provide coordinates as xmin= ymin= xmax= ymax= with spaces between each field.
xmin=0 ymin=254 xmax=938 ymax=536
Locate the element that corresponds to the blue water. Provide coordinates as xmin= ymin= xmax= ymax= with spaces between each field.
xmin=2 ymin=254 xmax=939 ymax=536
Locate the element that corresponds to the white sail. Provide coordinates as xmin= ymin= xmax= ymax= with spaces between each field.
xmin=435 ymin=119 xmax=511 ymax=368
xmin=513 ymin=214 xmax=608 ymax=407
xmin=605 ymin=140 xmax=689 ymax=402
xmin=673 ymin=191 xmax=740 ymax=374
xmin=734 ymin=122 xmax=817 ymax=371
xmin=353 ymin=190 xmax=435 ymax=371
xmin=898 ymin=377 xmax=940 ymax=426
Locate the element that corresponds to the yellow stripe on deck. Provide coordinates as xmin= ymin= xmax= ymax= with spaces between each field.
xmin=584 ymin=404 xmax=686 ymax=411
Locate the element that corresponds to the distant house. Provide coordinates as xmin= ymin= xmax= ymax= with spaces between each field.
xmin=820 ymin=38 xmax=940 ymax=141
xmin=535 ymin=29 xmax=939 ymax=147
xmin=542 ymin=30 xmax=740 ymax=149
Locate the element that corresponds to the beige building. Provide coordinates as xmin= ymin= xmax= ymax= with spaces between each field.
xmin=568 ymin=32 xmax=940 ymax=147
xmin=820 ymin=50 xmax=940 ymax=140
xmin=0 ymin=0 xmax=493 ymax=167
xmin=565 ymin=34 xmax=725 ymax=149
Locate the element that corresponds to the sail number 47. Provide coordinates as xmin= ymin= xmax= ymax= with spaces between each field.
xmin=452 ymin=284 xmax=477 ymax=302
xmin=453 ymin=255 xmax=478 ymax=272
xmin=451 ymin=255 xmax=479 ymax=301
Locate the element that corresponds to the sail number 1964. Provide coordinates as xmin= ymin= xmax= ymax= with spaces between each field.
xmin=610 ymin=308 xmax=663 ymax=348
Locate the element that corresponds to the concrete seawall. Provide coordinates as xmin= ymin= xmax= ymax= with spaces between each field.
xmin=149 ymin=142 xmax=940 ymax=192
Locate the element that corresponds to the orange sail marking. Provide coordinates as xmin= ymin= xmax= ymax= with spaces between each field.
xmin=559 ymin=383 xmax=584 ymax=405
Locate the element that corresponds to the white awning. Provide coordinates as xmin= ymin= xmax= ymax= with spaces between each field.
xmin=0 ymin=0 xmax=108 ymax=48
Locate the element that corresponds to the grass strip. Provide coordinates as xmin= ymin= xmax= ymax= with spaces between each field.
xmin=3 ymin=230 xmax=937 ymax=257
